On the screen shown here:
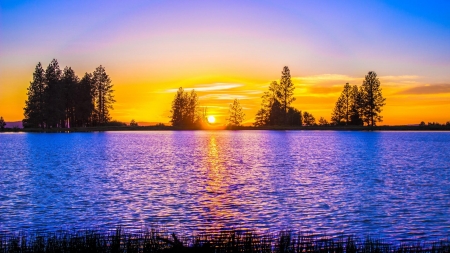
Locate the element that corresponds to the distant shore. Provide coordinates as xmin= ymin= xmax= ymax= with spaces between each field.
xmin=2 ymin=125 xmax=450 ymax=133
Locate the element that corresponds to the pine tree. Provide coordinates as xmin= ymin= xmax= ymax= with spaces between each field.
xmin=75 ymin=73 xmax=95 ymax=127
xmin=228 ymin=98 xmax=245 ymax=126
xmin=331 ymin=95 xmax=345 ymax=125
xmin=92 ymin=65 xmax=115 ymax=125
xmin=349 ymin=85 xmax=364 ymax=125
xmin=61 ymin=67 xmax=79 ymax=128
xmin=0 ymin=116 xmax=5 ymax=130
xmin=360 ymin=71 xmax=386 ymax=126
xmin=278 ymin=66 xmax=296 ymax=124
xmin=24 ymin=62 xmax=46 ymax=128
xmin=44 ymin=59 xmax=63 ymax=128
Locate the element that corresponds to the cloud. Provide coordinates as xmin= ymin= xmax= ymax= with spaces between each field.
xmin=398 ymin=84 xmax=450 ymax=95
xmin=165 ymin=83 xmax=243 ymax=93
xmin=200 ymin=94 xmax=251 ymax=100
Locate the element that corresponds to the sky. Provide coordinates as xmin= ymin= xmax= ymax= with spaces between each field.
xmin=1 ymin=0 xmax=450 ymax=125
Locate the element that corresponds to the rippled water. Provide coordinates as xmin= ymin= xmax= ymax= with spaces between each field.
xmin=1 ymin=131 xmax=449 ymax=242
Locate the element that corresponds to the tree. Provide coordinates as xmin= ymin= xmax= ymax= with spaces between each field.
xmin=170 ymin=87 xmax=199 ymax=127
xmin=75 ymin=73 xmax=95 ymax=127
xmin=228 ymin=99 xmax=245 ymax=126
xmin=61 ymin=66 xmax=79 ymax=128
xmin=0 ymin=116 xmax=5 ymax=130
xmin=349 ymin=85 xmax=364 ymax=125
xmin=130 ymin=119 xmax=138 ymax=127
xmin=360 ymin=71 xmax=386 ymax=126
xmin=92 ymin=65 xmax=115 ymax=125
xmin=286 ymin=107 xmax=302 ymax=126
xmin=44 ymin=59 xmax=63 ymax=128
xmin=303 ymin=111 xmax=316 ymax=126
xmin=318 ymin=117 xmax=329 ymax=126
xmin=278 ymin=66 xmax=296 ymax=124
xmin=24 ymin=62 xmax=46 ymax=128
xmin=331 ymin=95 xmax=345 ymax=125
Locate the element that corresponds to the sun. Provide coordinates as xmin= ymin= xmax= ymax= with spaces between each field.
xmin=207 ymin=116 xmax=215 ymax=124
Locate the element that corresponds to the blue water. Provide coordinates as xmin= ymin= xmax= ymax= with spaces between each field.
xmin=0 ymin=131 xmax=449 ymax=242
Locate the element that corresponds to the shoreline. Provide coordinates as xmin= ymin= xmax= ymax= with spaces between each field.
xmin=2 ymin=125 xmax=450 ymax=133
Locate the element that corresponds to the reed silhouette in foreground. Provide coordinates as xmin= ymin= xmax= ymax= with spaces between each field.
xmin=1 ymin=228 xmax=449 ymax=253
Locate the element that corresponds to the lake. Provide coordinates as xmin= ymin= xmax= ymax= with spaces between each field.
xmin=0 ymin=131 xmax=449 ymax=242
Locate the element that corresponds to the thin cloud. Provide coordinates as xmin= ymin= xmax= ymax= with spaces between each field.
xmin=200 ymin=94 xmax=251 ymax=100
xmin=165 ymin=83 xmax=243 ymax=93
xmin=398 ymin=84 xmax=450 ymax=95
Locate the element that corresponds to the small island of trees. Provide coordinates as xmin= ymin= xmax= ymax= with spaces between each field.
xmin=23 ymin=59 xmax=115 ymax=129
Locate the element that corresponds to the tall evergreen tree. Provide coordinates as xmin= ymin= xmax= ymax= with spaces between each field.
xmin=44 ymin=59 xmax=63 ymax=128
xmin=278 ymin=66 xmax=296 ymax=124
xmin=360 ymin=71 xmax=386 ymax=126
xmin=331 ymin=95 xmax=345 ymax=125
xmin=75 ymin=73 xmax=94 ymax=127
xmin=0 ymin=116 xmax=5 ymax=130
xmin=61 ymin=67 xmax=79 ymax=127
xmin=349 ymin=85 xmax=364 ymax=125
xmin=227 ymin=98 xmax=245 ymax=126
xmin=92 ymin=65 xmax=115 ymax=125
xmin=24 ymin=62 xmax=46 ymax=128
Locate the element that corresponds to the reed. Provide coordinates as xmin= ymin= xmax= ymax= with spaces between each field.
xmin=0 ymin=228 xmax=449 ymax=253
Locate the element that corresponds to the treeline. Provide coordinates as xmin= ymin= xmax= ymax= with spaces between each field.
xmin=331 ymin=71 xmax=386 ymax=126
xmin=23 ymin=59 xmax=115 ymax=128
xmin=167 ymin=66 xmax=387 ymax=128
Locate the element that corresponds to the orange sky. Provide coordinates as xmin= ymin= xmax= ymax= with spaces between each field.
xmin=1 ymin=1 xmax=449 ymax=125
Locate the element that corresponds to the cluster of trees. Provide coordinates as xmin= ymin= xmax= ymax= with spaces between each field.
xmin=420 ymin=121 xmax=450 ymax=126
xmin=331 ymin=71 xmax=386 ymax=126
xmin=169 ymin=88 xmax=247 ymax=127
xmin=254 ymin=66 xmax=317 ymax=127
xmin=169 ymin=87 xmax=202 ymax=127
xmin=23 ymin=59 xmax=115 ymax=128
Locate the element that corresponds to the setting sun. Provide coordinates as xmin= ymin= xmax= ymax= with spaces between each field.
xmin=207 ymin=116 xmax=216 ymax=124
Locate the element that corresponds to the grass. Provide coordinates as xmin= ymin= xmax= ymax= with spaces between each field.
xmin=1 ymin=228 xmax=449 ymax=253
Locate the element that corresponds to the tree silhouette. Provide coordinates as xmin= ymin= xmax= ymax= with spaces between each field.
xmin=278 ymin=66 xmax=296 ymax=124
xmin=360 ymin=71 xmax=386 ymax=126
xmin=130 ymin=119 xmax=138 ymax=126
xmin=303 ymin=111 xmax=316 ymax=126
xmin=24 ymin=62 xmax=46 ymax=128
xmin=227 ymin=98 xmax=245 ymax=126
xmin=318 ymin=117 xmax=329 ymax=126
xmin=0 ymin=116 xmax=5 ymax=130
xmin=170 ymin=87 xmax=199 ymax=127
xmin=331 ymin=95 xmax=345 ymax=125
xmin=75 ymin=73 xmax=95 ymax=127
xmin=44 ymin=59 xmax=64 ymax=128
xmin=61 ymin=67 xmax=79 ymax=128
xmin=92 ymin=65 xmax=115 ymax=125
xmin=349 ymin=85 xmax=364 ymax=125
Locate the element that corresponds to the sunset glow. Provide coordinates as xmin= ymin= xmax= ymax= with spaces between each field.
xmin=1 ymin=1 xmax=449 ymax=125
xmin=208 ymin=116 xmax=216 ymax=124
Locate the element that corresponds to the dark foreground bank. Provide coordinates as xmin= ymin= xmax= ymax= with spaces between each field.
xmin=1 ymin=228 xmax=449 ymax=253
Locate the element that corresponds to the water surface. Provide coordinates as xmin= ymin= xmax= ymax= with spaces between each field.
xmin=1 ymin=131 xmax=449 ymax=242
